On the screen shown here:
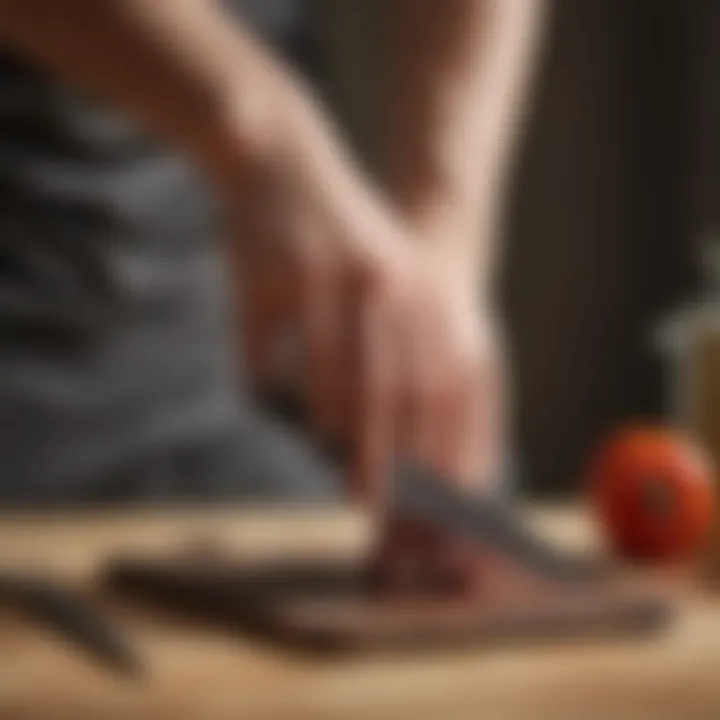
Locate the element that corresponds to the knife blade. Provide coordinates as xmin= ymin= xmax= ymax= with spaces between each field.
xmin=390 ymin=461 xmax=600 ymax=582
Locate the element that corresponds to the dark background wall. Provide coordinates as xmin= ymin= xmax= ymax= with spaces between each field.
xmin=502 ymin=0 xmax=697 ymax=495
xmin=320 ymin=0 xmax=718 ymax=496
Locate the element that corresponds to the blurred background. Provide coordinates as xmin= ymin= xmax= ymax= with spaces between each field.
xmin=290 ymin=0 xmax=719 ymax=497
xmin=0 ymin=0 xmax=718 ymax=500
xmin=2 ymin=4 xmax=720 ymax=715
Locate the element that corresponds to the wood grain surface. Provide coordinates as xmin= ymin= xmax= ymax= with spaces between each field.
xmin=0 ymin=506 xmax=719 ymax=720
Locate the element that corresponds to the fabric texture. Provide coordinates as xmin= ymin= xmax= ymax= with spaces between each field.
xmin=0 ymin=0 xmax=334 ymax=502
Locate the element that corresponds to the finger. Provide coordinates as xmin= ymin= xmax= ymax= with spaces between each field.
xmin=431 ymin=365 xmax=469 ymax=485
xmin=398 ymin=304 xmax=450 ymax=476
xmin=330 ymin=267 xmax=362 ymax=445
xmin=348 ymin=280 xmax=397 ymax=507
xmin=298 ymin=258 xmax=342 ymax=437
xmin=477 ymin=358 xmax=507 ymax=491
xmin=242 ymin=281 xmax=288 ymax=388
xmin=456 ymin=358 xmax=503 ymax=491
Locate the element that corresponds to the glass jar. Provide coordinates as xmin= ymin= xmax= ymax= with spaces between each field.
xmin=660 ymin=241 xmax=720 ymax=584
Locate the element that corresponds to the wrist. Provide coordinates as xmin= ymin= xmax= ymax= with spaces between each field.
xmin=198 ymin=67 xmax=299 ymax=196
xmin=212 ymin=71 xmax=378 ymax=230
xmin=412 ymin=207 xmax=497 ymax=306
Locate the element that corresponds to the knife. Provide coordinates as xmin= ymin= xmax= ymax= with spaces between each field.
xmin=261 ymin=390 xmax=600 ymax=584
xmin=0 ymin=573 xmax=143 ymax=678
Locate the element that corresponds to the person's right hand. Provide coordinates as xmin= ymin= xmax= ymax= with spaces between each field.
xmin=230 ymin=164 xmax=503 ymax=506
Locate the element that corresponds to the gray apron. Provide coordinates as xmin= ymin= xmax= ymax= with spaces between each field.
xmin=0 ymin=0 xmax=337 ymax=504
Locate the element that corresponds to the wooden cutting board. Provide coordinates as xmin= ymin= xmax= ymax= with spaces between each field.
xmin=3 ymin=507 xmax=718 ymax=720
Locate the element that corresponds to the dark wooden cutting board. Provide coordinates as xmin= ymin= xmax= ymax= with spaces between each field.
xmin=105 ymin=551 xmax=676 ymax=654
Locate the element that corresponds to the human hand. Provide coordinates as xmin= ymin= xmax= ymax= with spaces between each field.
xmin=363 ymin=236 xmax=507 ymax=596
xmin=231 ymin=166 xmax=505 ymax=503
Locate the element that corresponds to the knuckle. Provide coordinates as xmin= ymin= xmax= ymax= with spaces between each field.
xmin=459 ymin=348 xmax=484 ymax=381
xmin=356 ymin=254 xmax=394 ymax=300
xmin=365 ymin=369 xmax=395 ymax=404
xmin=296 ymin=249 xmax=322 ymax=281
xmin=406 ymin=368 xmax=443 ymax=409
xmin=299 ymin=254 xmax=340 ymax=298
xmin=452 ymin=333 xmax=487 ymax=375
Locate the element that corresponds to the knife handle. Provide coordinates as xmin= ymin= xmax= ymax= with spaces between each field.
xmin=258 ymin=388 xmax=348 ymax=464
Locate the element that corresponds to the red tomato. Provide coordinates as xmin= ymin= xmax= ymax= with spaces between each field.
xmin=588 ymin=426 xmax=716 ymax=563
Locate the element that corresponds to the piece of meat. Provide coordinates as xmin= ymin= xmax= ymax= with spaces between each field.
xmin=367 ymin=514 xmax=487 ymax=597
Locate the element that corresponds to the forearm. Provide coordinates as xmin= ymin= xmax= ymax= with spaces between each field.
xmin=385 ymin=0 xmax=547 ymax=290
xmin=0 ymin=0 xmax=363 ymax=212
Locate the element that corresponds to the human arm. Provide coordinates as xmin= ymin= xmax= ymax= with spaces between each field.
xmin=385 ymin=0 xmax=548 ymax=297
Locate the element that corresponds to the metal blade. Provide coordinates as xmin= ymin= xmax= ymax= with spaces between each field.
xmin=0 ymin=574 xmax=143 ymax=678
xmin=390 ymin=461 xmax=601 ymax=583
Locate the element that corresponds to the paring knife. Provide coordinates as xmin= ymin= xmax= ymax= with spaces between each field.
xmin=0 ymin=573 xmax=143 ymax=678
